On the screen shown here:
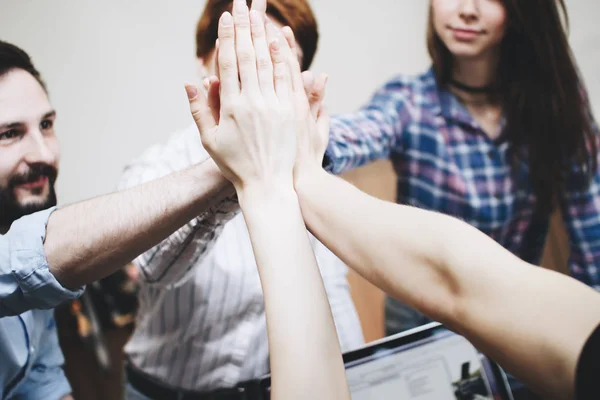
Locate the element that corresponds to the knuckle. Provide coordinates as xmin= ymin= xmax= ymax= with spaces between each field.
xmin=190 ymin=106 xmax=203 ymax=120
xmin=273 ymin=64 xmax=288 ymax=82
xmin=233 ymin=17 xmax=251 ymax=29
xmin=251 ymin=26 xmax=265 ymax=38
xmin=256 ymin=56 xmax=272 ymax=70
xmin=219 ymin=58 xmax=237 ymax=71
xmin=308 ymin=90 xmax=322 ymax=103
xmin=222 ymin=102 xmax=236 ymax=117
xmin=219 ymin=26 xmax=235 ymax=39
xmin=236 ymin=50 xmax=255 ymax=65
xmin=252 ymin=101 xmax=267 ymax=115
xmin=231 ymin=99 xmax=249 ymax=116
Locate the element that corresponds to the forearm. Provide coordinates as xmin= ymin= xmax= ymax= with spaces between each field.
xmin=133 ymin=190 xmax=238 ymax=286
xmin=297 ymin=168 xmax=458 ymax=321
xmin=297 ymin=168 xmax=600 ymax=399
xmin=239 ymin=185 xmax=349 ymax=400
xmin=45 ymin=159 xmax=230 ymax=288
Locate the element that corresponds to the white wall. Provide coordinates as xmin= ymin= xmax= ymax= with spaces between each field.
xmin=1 ymin=0 xmax=599 ymax=203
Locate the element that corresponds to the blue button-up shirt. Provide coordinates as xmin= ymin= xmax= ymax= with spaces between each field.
xmin=1 ymin=311 xmax=71 ymax=399
xmin=1 ymin=207 xmax=83 ymax=399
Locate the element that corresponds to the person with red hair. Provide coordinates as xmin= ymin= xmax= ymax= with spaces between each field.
xmin=118 ymin=1 xmax=364 ymax=399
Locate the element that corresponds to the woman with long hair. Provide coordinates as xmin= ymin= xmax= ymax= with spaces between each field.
xmin=327 ymin=0 xmax=599 ymax=340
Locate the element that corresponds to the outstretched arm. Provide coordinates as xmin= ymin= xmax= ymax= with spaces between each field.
xmin=188 ymin=3 xmax=349 ymax=399
xmin=294 ymin=163 xmax=600 ymax=400
xmin=0 ymin=159 xmax=228 ymax=316
xmin=45 ymin=160 xmax=228 ymax=289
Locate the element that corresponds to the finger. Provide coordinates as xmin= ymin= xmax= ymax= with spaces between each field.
xmin=250 ymin=10 xmax=274 ymax=96
xmin=269 ymin=35 xmax=291 ymax=101
xmin=214 ymin=39 xmax=220 ymax=81
xmin=309 ymin=73 xmax=328 ymax=119
xmin=281 ymin=26 xmax=303 ymax=93
xmin=282 ymin=25 xmax=298 ymax=57
xmin=302 ymin=70 xmax=315 ymax=112
xmin=233 ymin=0 xmax=259 ymax=92
xmin=316 ymin=104 xmax=331 ymax=149
xmin=217 ymin=12 xmax=240 ymax=97
xmin=207 ymin=76 xmax=221 ymax=124
xmin=250 ymin=0 xmax=267 ymax=14
xmin=185 ymin=84 xmax=216 ymax=146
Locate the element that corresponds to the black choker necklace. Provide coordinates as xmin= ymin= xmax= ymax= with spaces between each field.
xmin=449 ymin=79 xmax=495 ymax=94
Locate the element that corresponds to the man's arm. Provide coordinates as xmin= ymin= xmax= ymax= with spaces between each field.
xmin=45 ymin=159 xmax=230 ymax=290
xmin=295 ymin=166 xmax=600 ymax=400
xmin=0 ymin=122 xmax=233 ymax=317
xmin=118 ymin=134 xmax=238 ymax=287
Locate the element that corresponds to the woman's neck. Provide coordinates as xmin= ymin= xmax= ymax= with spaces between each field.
xmin=452 ymin=54 xmax=499 ymax=88
xmin=450 ymin=54 xmax=501 ymax=104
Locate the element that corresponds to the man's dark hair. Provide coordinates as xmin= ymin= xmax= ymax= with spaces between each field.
xmin=0 ymin=40 xmax=46 ymax=91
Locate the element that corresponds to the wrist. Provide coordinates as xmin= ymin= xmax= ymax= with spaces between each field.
xmin=237 ymin=178 xmax=297 ymax=212
xmin=190 ymin=158 xmax=234 ymax=192
xmin=294 ymin=163 xmax=327 ymax=198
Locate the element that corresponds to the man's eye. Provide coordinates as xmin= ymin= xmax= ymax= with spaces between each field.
xmin=40 ymin=120 xmax=54 ymax=130
xmin=0 ymin=129 xmax=21 ymax=141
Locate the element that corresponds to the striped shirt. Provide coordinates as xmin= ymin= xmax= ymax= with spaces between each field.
xmin=325 ymin=67 xmax=600 ymax=288
xmin=119 ymin=124 xmax=364 ymax=391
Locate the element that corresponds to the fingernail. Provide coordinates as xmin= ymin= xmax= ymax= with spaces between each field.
xmin=221 ymin=12 xmax=232 ymax=26
xmin=185 ymin=85 xmax=198 ymax=100
xmin=234 ymin=0 xmax=246 ymax=13
xmin=250 ymin=10 xmax=261 ymax=24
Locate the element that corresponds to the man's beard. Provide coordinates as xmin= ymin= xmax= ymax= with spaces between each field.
xmin=0 ymin=164 xmax=58 ymax=229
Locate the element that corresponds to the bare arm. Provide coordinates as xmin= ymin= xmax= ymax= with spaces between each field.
xmin=190 ymin=3 xmax=349 ymax=398
xmin=295 ymin=165 xmax=600 ymax=400
xmin=117 ymin=133 xmax=238 ymax=287
xmin=240 ymin=185 xmax=347 ymax=399
xmin=44 ymin=159 xmax=230 ymax=289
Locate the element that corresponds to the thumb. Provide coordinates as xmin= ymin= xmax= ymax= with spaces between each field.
xmin=185 ymin=84 xmax=216 ymax=143
xmin=308 ymin=73 xmax=328 ymax=120
xmin=207 ymin=77 xmax=221 ymax=124
xmin=316 ymin=104 xmax=331 ymax=149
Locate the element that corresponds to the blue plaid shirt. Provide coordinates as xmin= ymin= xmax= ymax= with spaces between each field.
xmin=325 ymin=68 xmax=600 ymax=289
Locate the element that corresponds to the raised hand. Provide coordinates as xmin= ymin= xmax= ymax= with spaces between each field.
xmin=278 ymin=27 xmax=331 ymax=181
xmin=201 ymin=24 xmax=330 ymax=187
xmin=187 ymin=0 xmax=297 ymax=196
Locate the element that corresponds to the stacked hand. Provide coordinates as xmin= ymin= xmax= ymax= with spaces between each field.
xmin=186 ymin=0 xmax=329 ymax=196
xmin=185 ymin=4 xmax=351 ymax=398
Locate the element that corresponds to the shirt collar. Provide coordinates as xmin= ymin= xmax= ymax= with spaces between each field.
xmin=428 ymin=67 xmax=506 ymax=137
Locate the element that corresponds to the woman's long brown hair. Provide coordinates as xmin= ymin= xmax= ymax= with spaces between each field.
xmin=428 ymin=0 xmax=597 ymax=215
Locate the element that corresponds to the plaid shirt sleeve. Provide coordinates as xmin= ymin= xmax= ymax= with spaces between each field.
xmin=323 ymin=76 xmax=413 ymax=175
xmin=562 ymin=105 xmax=600 ymax=290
